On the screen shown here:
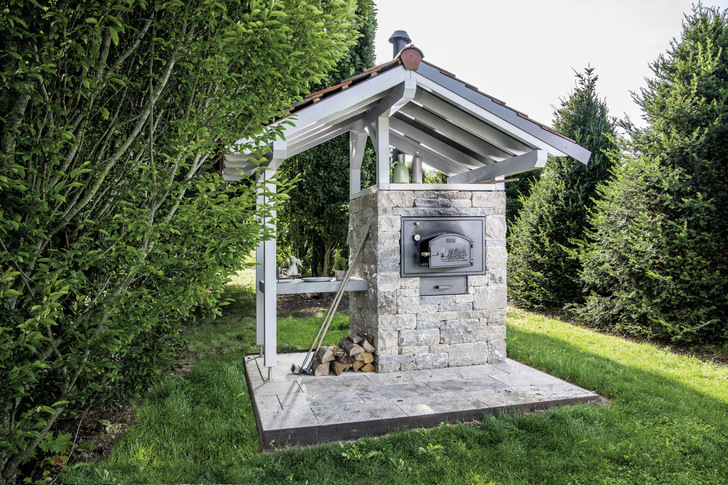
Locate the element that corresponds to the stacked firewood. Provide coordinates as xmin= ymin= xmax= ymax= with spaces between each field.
xmin=311 ymin=332 xmax=376 ymax=376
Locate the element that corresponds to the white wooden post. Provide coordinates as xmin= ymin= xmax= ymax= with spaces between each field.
xmin=261 ymin=168 xmax=278 ymax=378
xmin=374 ymin=115 xmax=390 ymax=191
xmin=349 ymin=129 xmax=368 ymax=197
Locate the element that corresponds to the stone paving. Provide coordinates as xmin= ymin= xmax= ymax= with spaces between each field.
xmin=245 ymin=353 xmax=602 ymax=449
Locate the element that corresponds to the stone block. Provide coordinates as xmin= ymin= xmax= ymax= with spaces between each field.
xmin=488 ymin=270 xmax=506 ymax=286
xmin=437 ymin=301 xmax=474 ymax=312
xmin=461 ymin=310 xmax=488 ymax=320
xmin=488 ymin=339 xmax=507 ymax=363
xmin=417 ymin=311 xmax=457 ymax=322
xmin=440 ymin=319 xmax=480 ymax=344
xmin=472 ymin=192 xmax=506 ymax=213
xmin=399 ymin=345 xmax=429 ymax=356
xmin=416 ymin=320 xmax=442 ymax=330
xmin=485 ymin=238 xmax=507 ymax=247
xmin=467 ymin=275 xmax=489 ymax=287
xmin=472 ymin=286 xmax=507 ymax=311
xmin=377 ymin=363 xmax=402 ymax=373
xmin=375 ymin=331 xmax=399 ymax=356
xmin=449 ymin=341 xmax=489 ymax=367
xmin=414 ymin=198 xmax=452 ymax=208
xmin=486 ymin=215 xmax=506 ymax=239
xmin=378 ymin=313 xmax=417 ymax=332
xmin=486 ymin=309 xmax=507 ymax=325
xmin=420 ymin=295 xmax=455 ymax=306
xmin=400 ymin=277 xmax=420 ymax=289
xmin=397 ymin=296 xmax=422 ymax=313
xmin=397 ymin=287 xmax=419 ymax=298
xmin=486 ymin=247 xmax=507 ymax=270
xmin=451 ymin=198 xmax=473 ymax=208
xmin=376 ymin=290 xmax=397 ymax=315
xmin=379 ymin=191 xmax=415 ymax=209
xmin=479 ymin=323 xmax=507 ymax=341
xmin=413 ymin=352 xmax=449 ymax=370
xmin=378 ymin=215 xmax=400 ymax=233
xmin=456 ymin=293 xmax=474 ymax=303
xmin=376 ymin=273 xmax=401 ymax=292
xmin=399 ymin=328 xmax=440 ymax=347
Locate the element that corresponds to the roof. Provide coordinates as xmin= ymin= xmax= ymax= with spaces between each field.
xmin=223 ymin=45 xmax=590 ymax=185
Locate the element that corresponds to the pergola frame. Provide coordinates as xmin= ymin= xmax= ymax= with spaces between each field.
xmin=224 ymin=46 xmax=590 ymax=377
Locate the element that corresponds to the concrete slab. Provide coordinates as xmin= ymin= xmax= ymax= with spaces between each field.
xmin=244 ymin=353 xmax=602 ymax=450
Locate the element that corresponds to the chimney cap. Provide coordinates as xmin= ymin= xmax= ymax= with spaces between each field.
xmin=388 ymin=30 xmax=412 ymax=45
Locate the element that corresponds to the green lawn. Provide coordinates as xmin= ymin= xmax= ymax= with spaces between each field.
xmin=60 ymin=285 xmax=728 ymax=484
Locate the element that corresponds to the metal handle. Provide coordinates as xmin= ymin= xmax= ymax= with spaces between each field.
xmin=434 ymin=285 xmax=452 ymax=290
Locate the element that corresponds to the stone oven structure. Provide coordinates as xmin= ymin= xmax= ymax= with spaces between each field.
xmin=223 ymin=35 xmax=590 ymax=379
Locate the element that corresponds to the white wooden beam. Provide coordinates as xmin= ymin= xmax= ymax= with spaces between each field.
xmin=256 ymin=169 xmax=278 ymax=375
xmin=389 ymin=117 xmax=484 ymax=169
xmin=373 ymin=115 xmax=390 ymax=190
xmin=399 ymin=103 xmax=507 ymax=162
xmin=389 ymin=132 xmax=466 ymax=176
xmin=447 ymin=150 xmax=548 ymax=184
xmin=350 ymin=129 xmax=368 ymax=197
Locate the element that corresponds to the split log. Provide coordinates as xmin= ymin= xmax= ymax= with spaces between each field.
xmin=353 ymin=353 xmax=364 ymax=362
xmin=339 ymin=338 xmax=364 ymax=357
xmin=314 ymin=347 xmax=335 ymax=363
xmin=352 ymin=360 xmax=365 ymax=372
xmin=338 ymin=354 xmax=355 ymax=365
xmin=362 ymin=352 xmax=374 ymax=364
xmin=331 ymin=346 xmax=345 ymax=359
xmin=363 ymin=332 xmax=374 ymax=345
xmin=360 ymin=363 xmax=375 ymax=372
xmin=361 ymin=339 xmax=375 ymax=353
xmin=312 ymin=361 xmax=331 ymax=377
xmin=333 ymin=362 xmax=352 ymax=376
xmin=346 ymin=333 xmax=363 ymax=344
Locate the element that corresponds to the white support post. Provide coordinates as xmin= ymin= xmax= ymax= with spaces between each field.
xmin=374 ymin=115 xmax=390 ymax=190
xmin=261 ymin=169 xmax=278 ymax=375
xmin=350 ymin=129 xmax=368 ymax=197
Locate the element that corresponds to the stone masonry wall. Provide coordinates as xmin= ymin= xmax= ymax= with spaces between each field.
xmin=348 ymin=188 xmax=507 ymax=372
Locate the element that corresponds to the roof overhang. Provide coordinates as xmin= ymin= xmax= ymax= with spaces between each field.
xmin=223 ymin=46 xmax=590 ymax=186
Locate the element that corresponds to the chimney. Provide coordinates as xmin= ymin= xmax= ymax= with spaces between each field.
xmin=388 ymin=30 xmax=412 ymax=58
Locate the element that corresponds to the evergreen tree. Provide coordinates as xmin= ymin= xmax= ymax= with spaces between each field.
xmin=277 ymin=0 xmax=377 ymax=276
xmin=577 ymin=6 xmax=728 ymax=344
xmin=508 ymin=67 xmax=617 ymax=309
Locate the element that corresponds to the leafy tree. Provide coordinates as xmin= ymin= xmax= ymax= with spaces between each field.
xmin=508 ymin=67 xmax=617 ymax=309
xmin=0 ymin=1 xmax=358 ymax=482
xmin=577 ymin=6 xmax=728 ymax=344
xmin=277 ymin=0 xmax=376 ymax=276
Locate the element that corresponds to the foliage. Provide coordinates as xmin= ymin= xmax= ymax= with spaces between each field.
xmin=508 ymin=67 xmax=617 ymax=309
xmin=277 ymin=0 xmax=376 ymax=276
xmin=0 ymin=1 xmax=359 ymax=482
xmin=504 ymin=168 xmax=542 ymax=226
xmin=60 ymin=294 xmax=728 ymax=484
xmin=576 ymin=6 xmax=728 ymax=344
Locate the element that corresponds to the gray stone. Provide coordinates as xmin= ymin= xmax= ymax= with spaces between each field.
xmin=420 ymin=295 xmax=455 ymax=306
xmin=378 ymin=313 xmax=417 ymax=331
xmin=449 ymin=341 xmax=489 ymax=366
xmin=486 ymin=247 xmax=507 ymax=270
xmin=479 ymin=324 xmax=507 ymax=341
xmin=488 ymin=339 xmax=507 ymax=363
xmin=437 ymin=301 xmax=474 ymax=312
xmin=416 ymin=320 xmax=443 ymax=330
xmin=376 ymin=272 xmax=401 ymax=292
xmin=400 ymin=277 xmax=420 ymax=289
xmin=376 ymin=290 xmax=397 ymax=315
xmin=486 ymin=215 xmax=507 ymax=239
xmin=417 ymin=311 xmax=457 ymax=322
xmin=440 ymin=319 xmax=480 ymax=344
xmin=397 ymin=287 xmax=419 ymax=298
xmin=399 ymin=328 xmax=440 ymax=347
xmin=472 ymin=192 xmax=506 ymax=213
xmin=415 ymin=198 xmax=452 ymax=208
xmin=376 ymin=331 xmax=400 ymax=356
xmin=472 ymin=286 xmax=507 ymax=311
xmin=393 ymin=207 xmax=493 ymax=217
xmin=485 ymin=238 xmax=507 ymax=247
xmin=456 ymin=293 xmax=474 ymax=303
xmin=413 ymin=352 xmax=449 ymax=370
xmin=397 ymin=296 xmax=422 ymax=313
xmin=399 ymin=345 xmax=430 ymax=356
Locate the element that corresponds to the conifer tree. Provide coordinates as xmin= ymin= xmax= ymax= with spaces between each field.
xmin=577 ymin=6 xmax=728 ymax=344
xmin=508 ymin=68 xmax=616 ymax=309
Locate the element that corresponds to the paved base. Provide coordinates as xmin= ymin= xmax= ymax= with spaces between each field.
xmin=244 ymin=353 xmax=601 ymax=450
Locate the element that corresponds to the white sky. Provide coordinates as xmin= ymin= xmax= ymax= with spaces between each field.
xmin=374 ymin=0 xmax=728 ymax=128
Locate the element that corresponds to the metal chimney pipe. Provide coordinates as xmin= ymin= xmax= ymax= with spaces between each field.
xmin=389 ymin=30 xmax=412 ymax=176
xmin=388 ymin=30 xmax=412 ymax=58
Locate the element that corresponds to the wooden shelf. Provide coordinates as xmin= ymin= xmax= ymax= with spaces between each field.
xmin=258 ymin=278 xmax=368 ymax=295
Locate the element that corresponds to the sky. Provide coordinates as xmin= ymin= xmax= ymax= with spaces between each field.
xmin=373 ymin=0 xmax=728 ymax=128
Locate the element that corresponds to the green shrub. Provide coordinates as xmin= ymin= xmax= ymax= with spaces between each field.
xmin=577 ymin=6 xmax=728 ymax=344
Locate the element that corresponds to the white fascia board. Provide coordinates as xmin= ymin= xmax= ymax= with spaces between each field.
xmin=447 ymin=150 xmax=548 ymax=184
xmin=414 ymin=74 xmax=570 ymax=159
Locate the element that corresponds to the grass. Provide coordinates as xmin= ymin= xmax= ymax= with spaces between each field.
xmin=60 ymin=285 xmax=728 ymax=484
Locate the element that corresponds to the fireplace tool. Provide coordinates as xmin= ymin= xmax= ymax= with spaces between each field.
xmin=292 ymin=224 xmax=371 ymax=375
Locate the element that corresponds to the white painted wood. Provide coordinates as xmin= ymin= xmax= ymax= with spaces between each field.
xmin=374 ymin=116 xmax=390 ymax=191
xmin=399 ymin=103 xmax=506 ymax=162
xmin=350 ymin=130 xmax=368 ymax=197
xmin=274 ymin=278 xmax=368 ymax=295
xmin=389 ymin=131 xmax=466 ymax=176
xmin=261 ymin=169 xmax=277 ymax=371
xmin=447 ymin=150 xmax=548 ymax=184
xmin=415 ymin=76 xmax=569 ymax=158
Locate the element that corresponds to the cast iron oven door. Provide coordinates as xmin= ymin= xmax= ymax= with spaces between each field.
xmin=419 ymin=233 xmax=473 ymax=269
xmin=401 ymin=216 xmax=486 ymax=277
